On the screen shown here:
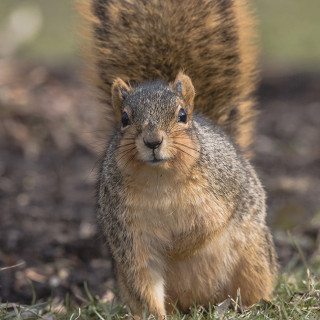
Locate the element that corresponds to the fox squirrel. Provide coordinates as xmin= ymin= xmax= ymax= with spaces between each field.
xmin=79 ymin=0 xmax=278 ymax=316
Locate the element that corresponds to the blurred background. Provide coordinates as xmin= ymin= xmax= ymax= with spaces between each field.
xmin=0 ymin=0 xmax=319 ymax=305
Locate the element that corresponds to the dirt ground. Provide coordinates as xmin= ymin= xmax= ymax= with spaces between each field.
xmin=0 ymin=60 xmax=319 ymax=305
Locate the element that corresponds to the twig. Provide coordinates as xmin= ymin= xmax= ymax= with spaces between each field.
xmin=0 ymin=261 xmax=25 ymax=272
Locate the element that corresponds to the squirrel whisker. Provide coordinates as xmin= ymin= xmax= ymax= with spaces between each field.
xmin=123 ymin=151 xmax=138 ymax=167
xmin=117 ymin=146 xmax=136 ymax=154
xmin=116 ymin=142 xmax=136 ymax=149
xmin=171 ymin=145 xmax=198 ymax=160
xmin=169 ymin=128 xmax=193 ymax=134
xmin=170 ymin=131 xmax=196 ymax=139
xmin=170 ymin=134 xmax=198 ymax=145
xmin=172 ymin=141 xmax=201 ymax=154
xmin=117 ymin=147 xmax=137 ymax=162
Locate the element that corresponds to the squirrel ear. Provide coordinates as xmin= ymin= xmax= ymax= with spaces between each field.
xmin=173 ymin=72 xmax=195 ymax=113
xmin=111 ymin=78 xmax=131 ymax=120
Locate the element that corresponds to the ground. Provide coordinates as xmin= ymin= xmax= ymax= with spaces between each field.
xmin=0 ymin=60 xmax=319 ymax=307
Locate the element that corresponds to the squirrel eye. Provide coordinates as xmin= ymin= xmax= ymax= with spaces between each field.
xmin=121 ymin=112 xmax=131 ymax=127
xmin=177 ymin=108 xmax=187 ymax=123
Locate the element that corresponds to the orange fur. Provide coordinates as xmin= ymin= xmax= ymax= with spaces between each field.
xmin=77 ymin=0 xmax=258 ymax=157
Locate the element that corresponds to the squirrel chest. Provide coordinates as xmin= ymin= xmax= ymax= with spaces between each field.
xmin=120 ymin=164 xmax=230 ymax=259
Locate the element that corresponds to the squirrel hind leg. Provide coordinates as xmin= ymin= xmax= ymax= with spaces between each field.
xmin=230 ymin=251 xmax=277 ymax=304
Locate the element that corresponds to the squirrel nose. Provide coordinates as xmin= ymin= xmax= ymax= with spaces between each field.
xmin=143 ymin=137 xmax=163 ymax=150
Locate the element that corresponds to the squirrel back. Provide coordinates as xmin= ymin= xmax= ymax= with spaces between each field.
xmin=78 ymin=0 xmax=257 ymax=156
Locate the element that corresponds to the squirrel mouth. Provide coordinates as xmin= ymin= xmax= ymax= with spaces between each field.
xmin=151 ymin=158 xmax=162 ymax=163
xmin=147 ymin=155 xmax=165 ymax=165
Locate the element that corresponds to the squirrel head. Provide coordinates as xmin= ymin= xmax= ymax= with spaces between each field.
xmin=111 ymin=72 xmax=199 ymax=171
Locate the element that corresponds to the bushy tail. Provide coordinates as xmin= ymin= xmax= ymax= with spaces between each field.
xmin=78 ymin=0 xmax=258 ymax=157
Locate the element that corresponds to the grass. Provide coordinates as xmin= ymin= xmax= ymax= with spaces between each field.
xmin=1 ymin=265 xmax=319 ymax=320
xmin=1 ymin=233 xmax=319 ymax=319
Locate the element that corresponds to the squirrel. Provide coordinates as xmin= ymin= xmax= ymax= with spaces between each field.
xmin=78 ymin=0 xmax=278 ymax=316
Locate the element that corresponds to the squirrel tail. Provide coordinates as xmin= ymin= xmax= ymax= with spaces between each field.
xmin=78 ymin=0 xmax=258 ymax=157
